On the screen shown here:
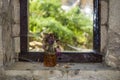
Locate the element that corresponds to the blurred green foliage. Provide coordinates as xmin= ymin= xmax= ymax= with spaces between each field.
xmin=29 ymin=0 xmax=93 ymax=49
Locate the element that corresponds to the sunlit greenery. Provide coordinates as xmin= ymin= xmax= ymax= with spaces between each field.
xmin=29 ymin=0 xmax=93 ymax=50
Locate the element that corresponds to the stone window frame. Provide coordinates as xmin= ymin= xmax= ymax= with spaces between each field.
xmin=19 ymin=0 xmax=102 ymax=62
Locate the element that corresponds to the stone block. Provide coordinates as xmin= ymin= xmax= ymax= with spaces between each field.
xmin=101 ymin=0 xmax=108 ymax=25
xmin=5 ymin=70 xmax=32 ymax=77
xmin=13 ymin=6 xmax=20 ymax=24
xmin=101 ymin=26 xmax=108 ymax=53
xmin=5 ymin=70 xmax=120 ymax=80
xmin=0 ymin=26 xmax=3 ymax=54
xmin=13 ymin=0 xmax=20 ymax=7
xmin=33 ymin=70 xmax=66 ymax=80
xmin=0 ymin=53 xmax=3 ymax=67
xmin=4 ymin=70 xmax=67 ymax=80
xmin=107 ymin=54 xmax=119 ymax=62
xmin=105 ymin=50 xmax=120 ymax=69
xmin=14 ymin=37 xmax=20 ymax=53
xmin=5 ymin=76 xmax=33 ymax=80
xmin=0 ymin=1 xmax=2 ymax=10
xmin=12 ymin=24 xmax=20 ymax=37
xmin=109 ymin=0 xmax=120 ymax=33
xmin=106 ymin=61 xmax=119 ymax=68
xmin=68 ymin=70 xmax=120 ymax=80
xmin=108 ymin=31 xmax=120 ymax=50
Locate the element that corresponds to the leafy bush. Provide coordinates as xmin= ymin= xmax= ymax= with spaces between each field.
xmin=29 ymin=0 xmax=93 ymax=50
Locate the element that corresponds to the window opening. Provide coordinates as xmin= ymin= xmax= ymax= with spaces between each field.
xmin=20 ymin=0 xmax=102 ymax=62
xmin=28 ymin=0 xmax=93 ymax=52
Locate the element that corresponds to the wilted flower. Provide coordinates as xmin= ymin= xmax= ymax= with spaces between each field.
xmin=43 ymin=33 xmax=61 ymax=55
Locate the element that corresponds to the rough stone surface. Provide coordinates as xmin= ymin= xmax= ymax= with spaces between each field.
xmin=1 ymin=0 xmax=15 ymax=66
xmin=12 ymin=24 xmax=20 ymax=37
xmin=13 ymin=0 xmax=20 ymax=24
xmin=100 ymin=0 xmax=108 ymax=25
xmin=14 ymin=37 xmax=20 ymax=53
xmin=0 ymin=76 xmax=33 ymax=80
xmin=105 ymin=0 xmax=120 ymax=69
xmin=100 ymin=0 xmax=109 ymax=54
xmin=101 ymin=25 xmax=108 ymax=54
xmin=0 ymin=20 xmax=3 ymax=67
xmin=0 ymin=54 xmax=3 ymax=67
xmin=4 ymin=62 xmax=120 ymax=80
xmin=0 ymin=0 xmax=3 ymax=67
xmin=13 ymin=6 xmax=20 ymax=24
xmin=3 ymin=69 xmax=120 ymax=80
xmin=0 ymin=0 xmax=20 ymax=67
xmin=0 ymin=26 xmax=2 ymax=50
xmin=109 ymin=0 xmax=120 ymax=33
xmin=0 ymin=0 xmax=120 ymax=80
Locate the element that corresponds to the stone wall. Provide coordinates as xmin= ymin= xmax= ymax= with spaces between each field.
xmin=0 ymin=0 xmax=119 ymax=74
xmin=12 ymin=0 xmax=20 ymax=62
xmin=2 ymin=69 xmax=120 ymax=80
xmin=0 ymin=0 xmax=3 ymax=67
xmin=105 ymin=0 xmax=120 ymax=68
xmin=0 ymin=0 xmax=13 ymax=66
xmin=100 ymin=0 xmax=109 ymax=54
xmin=100 ymin=0 xmax=120 ymax=69
xmin=0 ymin=0 xmax=120 ymax=80
xmin=0 ymin=0 xmax=120 ymax=68
xmin=0 ymin=0 xmax=20 ymax=67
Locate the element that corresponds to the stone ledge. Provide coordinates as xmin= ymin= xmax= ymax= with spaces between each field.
xmin=4 ymin=70 xmax=120 ymax=80
xmin=5 ymin=62 xmax=119 ymax=70
xmin=4 ymin=62 xmax=120 ymax=80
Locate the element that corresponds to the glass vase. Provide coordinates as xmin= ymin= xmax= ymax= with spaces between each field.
xmin=44 ymin=53 xmax=56 ymax=67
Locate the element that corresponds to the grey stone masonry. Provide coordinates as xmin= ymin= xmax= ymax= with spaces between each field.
xmin=0 ymin=0 xmax=120 ymax=80
xmin=3 ymin=62 xmax=120 ymax=80
xmin=0 ymin=0 xmax=119 ymax=68
xmin=105 ymin=0 xmax=120 ymax=69
xmin=0 ymin=0 xmax=3 ymax=67
xmin=100 ymin=0 xmax=109 ymax=54
xmin=0 ymin=0 xmax=20 ymax=66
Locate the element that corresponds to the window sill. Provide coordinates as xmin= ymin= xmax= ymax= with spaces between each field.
xmin=4 ymin=62 xmax=120 ymax=80
xmin=5 ymin=62 xmax=115 ymax=71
